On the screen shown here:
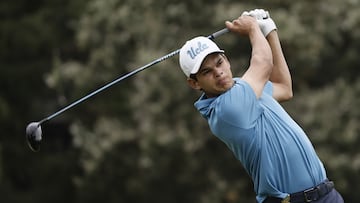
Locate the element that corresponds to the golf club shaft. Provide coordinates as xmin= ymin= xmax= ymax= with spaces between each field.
xmin=208 ymin=28 xmax=229 ymax=40
xmin=38 ymin=28 xmax=229 ymax=125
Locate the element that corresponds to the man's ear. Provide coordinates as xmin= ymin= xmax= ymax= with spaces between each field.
xmin=187 ymin=78 xmax=201 ymax=90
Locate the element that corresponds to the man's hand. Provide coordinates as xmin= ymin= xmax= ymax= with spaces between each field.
xmin=225 ymin=15 xmax=260 ymax=36
xmin=243 ymin=9 xmax=277 ymax=37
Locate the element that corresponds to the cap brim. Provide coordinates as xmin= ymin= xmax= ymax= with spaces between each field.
xmin=190 ymin=50 xmax=224 ymax=75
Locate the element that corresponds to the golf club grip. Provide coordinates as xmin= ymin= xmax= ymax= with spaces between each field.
xmin=208 ymin=28 xmax=229 ymax=40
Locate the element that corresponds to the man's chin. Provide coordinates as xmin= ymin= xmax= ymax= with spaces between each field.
xmin=218 ymin=79 xmax=234 ymax=90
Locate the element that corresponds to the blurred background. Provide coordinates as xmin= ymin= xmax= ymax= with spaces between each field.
xmin=1 ymin=0 xmax=359 ymax=202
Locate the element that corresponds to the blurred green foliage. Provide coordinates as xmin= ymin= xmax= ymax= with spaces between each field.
xmin=0 ymin=0 xmax=359 ymax=202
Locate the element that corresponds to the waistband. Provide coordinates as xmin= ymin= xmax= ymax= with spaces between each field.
xmin=265 ymin=180 xmax=334 ymax=203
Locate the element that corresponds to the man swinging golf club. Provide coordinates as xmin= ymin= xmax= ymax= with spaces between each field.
xmin=179 ymin=9 xmax=344 ymax=203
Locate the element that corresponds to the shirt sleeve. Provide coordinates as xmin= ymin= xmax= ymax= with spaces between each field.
xmin=216 ymin=79 xmax=264 ymax=129
xmin=263 ymin=81 xmax=273 ymax=96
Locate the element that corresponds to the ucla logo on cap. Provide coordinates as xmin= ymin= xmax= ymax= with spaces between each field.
xmin=187 ymin=41 xmax=209 ymax=59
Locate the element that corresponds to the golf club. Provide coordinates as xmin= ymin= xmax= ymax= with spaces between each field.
xmin=26 ymin=28 xmax=229 ymax=152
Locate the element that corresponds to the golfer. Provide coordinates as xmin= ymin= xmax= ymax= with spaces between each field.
xmin=179 ymin=9 xmax=344 ymax=203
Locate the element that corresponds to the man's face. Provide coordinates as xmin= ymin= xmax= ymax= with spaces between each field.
xmin=188 ymin=53 xmax=234 ymax=97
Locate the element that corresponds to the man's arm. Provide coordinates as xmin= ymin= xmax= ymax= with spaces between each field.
xmin=267 ymin=31 xmax=293 ymax=102
xmin=246 ymin=9 xmax=293 ymax=102
xmin=226 ymin=16 xmax=273 ymax=98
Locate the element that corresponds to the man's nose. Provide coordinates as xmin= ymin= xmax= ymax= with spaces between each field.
xmin=214 ymin=68 xmax=223 ymax=77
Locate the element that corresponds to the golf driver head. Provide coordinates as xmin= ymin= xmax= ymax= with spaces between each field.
xmin=26 ymin=122 xmax=42 ymax=152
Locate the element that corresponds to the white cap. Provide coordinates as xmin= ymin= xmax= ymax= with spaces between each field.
xmin=179 ymin=36 xmax=224 ymax=77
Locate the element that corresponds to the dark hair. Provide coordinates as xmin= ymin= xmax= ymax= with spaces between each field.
xmin=189 ymin=74 xmax=197 ymax=81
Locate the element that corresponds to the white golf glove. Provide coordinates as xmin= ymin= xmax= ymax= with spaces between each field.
xmin=242 ymin=9 xmax=277 ymax=37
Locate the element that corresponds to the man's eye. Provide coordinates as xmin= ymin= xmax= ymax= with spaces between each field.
xmin=201 ymin=70 xmax=210 ymax=75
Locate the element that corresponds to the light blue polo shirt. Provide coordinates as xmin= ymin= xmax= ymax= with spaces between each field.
xmin=194 ymin=78 xmax=326 ymax=203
